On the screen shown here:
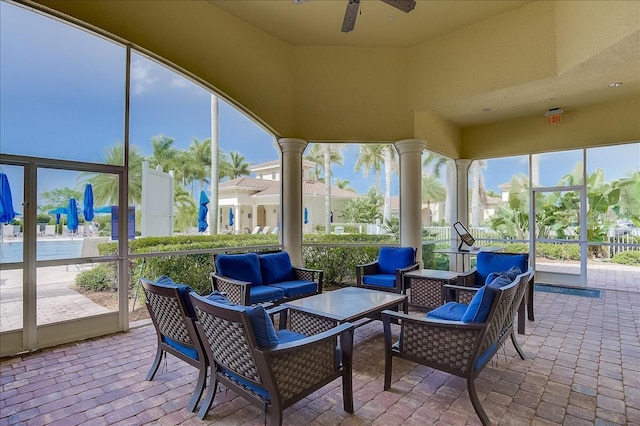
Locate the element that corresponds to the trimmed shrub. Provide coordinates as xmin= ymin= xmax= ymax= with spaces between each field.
xmin=75 ymin=263 xmax=117 ymax=292
xmin=611 ymin=250 xmax=640 ymax=265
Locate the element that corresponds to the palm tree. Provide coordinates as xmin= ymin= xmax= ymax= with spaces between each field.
xmin=149 ymin=134 xmax=179 ymax=172
xmin=421 ymin=174 xmax=446 ymax=226
xmin=423 ymin=152 xmax=453 ymax=224
xmin=354 ymin=144 xmax=384 ymax=193
xmin=335 ymin=178 xmax=355 ymax=192
xmin=383 ymin=145 xmax=397 ymax=222
xmin=470 ymin=160 xmax=488 ymax=227
xmin=226 ymin=151 xmax=250 ymax=179
xmin=304 ymin=143 xmax=343 ymax=182
xmin=80 ymin=143 xmax=144 ymax=206
xmin=189 ymin=137 xmax=211 ymax=194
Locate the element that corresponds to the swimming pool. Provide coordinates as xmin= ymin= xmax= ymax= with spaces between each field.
xmin=1 ymin=239 xmax=84 ymax=263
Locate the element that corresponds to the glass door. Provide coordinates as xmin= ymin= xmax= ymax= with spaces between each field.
xmin=532 ymin=187 xmax=586 ymax=286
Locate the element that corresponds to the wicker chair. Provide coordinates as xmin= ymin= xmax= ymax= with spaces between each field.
xmin=382 ymin=268 xmax=534 ymax=426
xmin=190 ymin=293 xmax=355 ymax=424
xmin=355 ymin=246 xmax=419 ymax=313
xmin=140 ymin=277 xmax=208 ymax=412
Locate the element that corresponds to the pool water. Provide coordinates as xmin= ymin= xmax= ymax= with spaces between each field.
xmin=1 ymin=240 xmax=84 ymax=263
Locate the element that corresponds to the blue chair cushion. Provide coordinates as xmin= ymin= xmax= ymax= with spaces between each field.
xmin=246 ymin=305 xmax=279 ymax=347
xmin=475 ymin=252 xmax=528 ymax=287
xmin=462 ymin=275 xmax=512 ymax=323
xmin=362 ymin=274 xmax=396 ymax=288
xmin=269 ymin=280 xmax=317 ymax=298
xmin=378 ymin=247 xmax=415 ymax=275
xmin=426 ymin=302 xmax=468 ymax=321
xmin=275 ymin=330 xmax=307 ymax=344
xmin=216 ymin=253 xmax=263 ymax=286
xmin=249 ymin=285 xmax=285 ymax=304
xmin=258 ymin=252 xmax=294 ymax=285
xmin=164 ymin=336 xmax=198 ymax=360
xmin=485 ymin=266 xmax=522 ymax=285
xmin=156 ymin=275 xmax=197 ymax=317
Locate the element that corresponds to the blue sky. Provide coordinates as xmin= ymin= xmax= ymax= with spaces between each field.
xmin=1 ymin=1 xmax=638 ymax=213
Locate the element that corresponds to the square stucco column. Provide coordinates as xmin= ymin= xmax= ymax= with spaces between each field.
xmin=277 ymin=138 xmax=307 ymax=266
xmin=452 ymin=159 xmax=472 ymax=271
xmin=395 ymin=139 xmax=428 ymax=265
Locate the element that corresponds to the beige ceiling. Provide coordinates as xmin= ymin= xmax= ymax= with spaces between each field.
xmin=210 ymin=0 xmax=640 ymax=127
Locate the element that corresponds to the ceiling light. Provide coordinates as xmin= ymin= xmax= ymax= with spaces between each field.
xmin=608 ymin=82 xmax=623 ymax=88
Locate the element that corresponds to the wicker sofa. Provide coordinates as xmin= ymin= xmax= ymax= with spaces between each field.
xmin=211 ymin=251 xmax=323 ymax=305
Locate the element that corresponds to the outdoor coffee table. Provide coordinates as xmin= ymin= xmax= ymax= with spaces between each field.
xmin=284 ymin=287 xmax=407 ymax=327
xmin=404 ymin=269 xmax=459 ymax=311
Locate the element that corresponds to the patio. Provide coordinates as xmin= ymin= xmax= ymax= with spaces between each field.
xmin=1 ymin=270 xmax=639 ymax=425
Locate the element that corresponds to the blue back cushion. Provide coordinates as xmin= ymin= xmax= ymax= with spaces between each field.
xmin=156 ymin=275 xmax=196 ymax=317
xmin=378 ymin=246 xmax=415 ymax=275
xmin=246 ymin=305 xmax=279 ymax=347
xmin=215 ymin=253 xmax=263 ymax=286
xmin=462 ymin=275 xmax=512 ymax=323
xmin=426 ymin=302 xmax=468 ymax=321
xmin=485 ymin=266 xmax=522 ymax=285
xmin=475 ymin=253 xmax=528 ymax=287
xmin=258 ymin=252 xmax=294 ymax=285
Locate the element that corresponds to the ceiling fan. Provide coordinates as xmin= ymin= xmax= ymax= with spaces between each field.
xmin=293 ymin=0 xmax=417 ymax=33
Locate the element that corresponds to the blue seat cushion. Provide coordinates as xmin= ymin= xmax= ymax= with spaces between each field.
xmin=164 ymin=336 xmax=198 ymax=360
xmin=362 ymin=274 xmax=396 ymax=288
xmin=426 ymin=302 xmax=468 ymax=321
xmin=378 ymin=247 xmax=415 ymax=275
xmin=258 ymin=252 xmax=294 ymax=285
xmin=269 ymin=280 xmax=317 ymax=297
xmin=216 ymin=253 xmax=263 ymax=286
xmin=461 ymin=275 xmax=512 ymax=323
xmin=485 ymin=266 xmax=522 ymax=285
xmin=475 ymin=253 xmax=528 ymax=287
xmin=275 ymin=329 xmax=307 ymax=344
xmin=249 ymin=285 xmax=285 ymax=304
xmin=156 ymin=275 xmax=197 ymax=317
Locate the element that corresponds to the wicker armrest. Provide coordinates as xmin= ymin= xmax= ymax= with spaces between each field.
xmin=381 ymin=310 xmax=484 ymax=370
xmin=397 ymin=262 xmax=420 ymax=274
xmin=456 ymin=269 xmax=477 ymax=286
xmin=442 ymin=284 xmax=480 ymax=303
xmin=210 ymin=272 xmax=251 ymax=305
xmin=292 ymin=267 xmax=324 ymax=292
xmin=260 ymin=322 xmax=354 ymax=354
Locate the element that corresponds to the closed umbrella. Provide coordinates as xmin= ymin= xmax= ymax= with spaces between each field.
xmin=198 ymin=191 xmax=209 ymax=232
xmin=0 ymin=173 xmax=16 ymax=224
xmin=67 ymin=198 xmax=79 ymax=233
xmin=83 ymin=184 xmax=94 ymax=222
xmin=229 ymin=208 xmax=234 ymax=227
xmin=304 ymin=206 xmax=308 ymax=224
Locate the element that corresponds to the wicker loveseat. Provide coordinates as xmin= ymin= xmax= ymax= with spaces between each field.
xmin=211 ymin=251 xmax=323 ymax=305
xmin=382 ymin=267 xmax=534 ymax=425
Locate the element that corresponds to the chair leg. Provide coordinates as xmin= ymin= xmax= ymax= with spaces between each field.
xmin=511 ymin=331 xmax=526 ymax=360
xmin=146 ymin=348 xmax=164 ymax=381
xmin=467 ymin=377 xmax=490 ymax=426
xmin=342 ymin=369 xmax=354 ymax=413
xmin=527 ymin=281 xmax=535 ymax=321
xmin=197 ymin=375 xmax=219 ymax=420
xmin=187 ymin=363 xmax=207 ymax=412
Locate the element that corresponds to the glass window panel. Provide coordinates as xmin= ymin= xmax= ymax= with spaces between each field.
xmin=0 ymin=267 xmax=23 ymax=331
xmin=470 ymin=155 xmax=529 ymax=240
xmin=129 ymin=51 xmax=278 ymax=238
xmin=1 ymin=164 xmax=24 ymax=264
xmin=534 ymin=150 xmax=583 ymax=187
xmin=37 ymin=262 xmax=118 ymax=326
xmin=0 ymin=2 xmax=126 ymax=163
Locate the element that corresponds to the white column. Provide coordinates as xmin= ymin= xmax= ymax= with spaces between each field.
xmin=452 ymin=159 xmax=472 ymax=271
xmin=278 ymin=138 xmax=307 ymax=266
xmin=234 ymin=205 xmax=241 ymax=234
xmin=252 ymin=205 xmax=258 ymax=231
xmin=395 ymin=139 xmax=428 ymax=265
xmin=446 ymin=160 xmax=457 ymax=225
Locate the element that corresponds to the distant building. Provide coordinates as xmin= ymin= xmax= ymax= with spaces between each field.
xmin=218 ymin=160 xmax=359 ymax=233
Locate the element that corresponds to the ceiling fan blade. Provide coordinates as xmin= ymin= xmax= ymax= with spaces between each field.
xmin=342 ymin=0 xmax=360 ymax=33
xmin=379 ymin=0 xmax=416 ymax=13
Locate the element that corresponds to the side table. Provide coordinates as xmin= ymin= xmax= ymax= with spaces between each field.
xmin=404 ymin=269 xmax=459 ymax=311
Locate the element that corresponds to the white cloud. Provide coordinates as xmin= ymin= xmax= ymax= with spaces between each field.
xmin=130 ymin=59 xmax=157 ymax=95
xmin=169 ymin=78 xmax=191 ymax=89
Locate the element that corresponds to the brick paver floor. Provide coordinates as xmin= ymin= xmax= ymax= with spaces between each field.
xmin=2 ymin=284 xmax=639 ymax=425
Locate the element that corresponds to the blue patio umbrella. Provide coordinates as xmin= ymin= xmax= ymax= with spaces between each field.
xmin=0 ymin=173 xmax=16 ymax=224
xmin=83 ymin=184 xmax=94 ymax=222
xmin=198 ymin=191 xmax=209 ymax=232
xmin=229 ymin=207 xmax=234 ymax=227
xmin=56 ymin=214 xmax=61 ymax=225
xmin=330 ymin=211 xmax=334 ymax=223
xmin=67 ymin=198 xmax=79 ymax=232
xmin=48 ymin=206 xmax=68 ymax=225
xmin=304 ymin=206 xmax=308 ymax=224
xmin=94 ymin=206 xmax=113 ymax=214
